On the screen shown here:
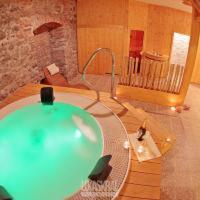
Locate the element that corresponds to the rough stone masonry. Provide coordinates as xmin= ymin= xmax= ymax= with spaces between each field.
xmin=0 ymin=0 xmax=78 ymax=100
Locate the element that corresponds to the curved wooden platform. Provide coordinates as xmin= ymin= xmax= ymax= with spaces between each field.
xmin=0 ymin=84 xmax=161 ymax=200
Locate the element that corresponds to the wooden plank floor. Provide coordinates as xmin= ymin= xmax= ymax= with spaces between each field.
xmin=0 ymin=84 xmax=161 ymax=200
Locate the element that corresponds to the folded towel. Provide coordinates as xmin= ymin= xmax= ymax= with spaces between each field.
xmin=46 ymin=63 xmax=59 ymax=76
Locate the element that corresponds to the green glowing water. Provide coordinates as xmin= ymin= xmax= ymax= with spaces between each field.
xmin=0 ymin=102 xmax=103 ymax=199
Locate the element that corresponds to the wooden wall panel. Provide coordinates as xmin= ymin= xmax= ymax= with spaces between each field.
xmin=127 ymin=1 xmax=192 ymax=57
xmin=117 ymin=8 xmax=200 ymax=106
xmin=77 ymin=0 xmax=192 ymax=75
xmin=180 ymin=9 xmax=200 ymax=97
xmin=145 ymin=5 xmax=174 ymax=55
xmin=128 ymin=0 xmax=149 ymax=30
xmin=77 ymin=27 xmax=125 ymax=74
xmin=77 ymin=0 xmax=128 ymax=27
xmin=191 ymin=28 xmax=200 ymax=83
xmin=144 ymin=4 xmax=191 ymax=56
xmin=77 ymin=0 xmax=128 ymax=75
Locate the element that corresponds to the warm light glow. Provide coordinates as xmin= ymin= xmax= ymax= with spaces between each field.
xmin=137 ymin=145 xmax=144 ymax=153
xmin=123 ymin=141 xmax=130 ymax=149
xmin=170 ymin=106 xmax=176 ymax=111
xmin=166 ymin=138 xmax=171 ymax=142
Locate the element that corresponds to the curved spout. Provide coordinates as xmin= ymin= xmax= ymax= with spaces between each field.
xmin=82 ymin=48 xmax=116 ymax=100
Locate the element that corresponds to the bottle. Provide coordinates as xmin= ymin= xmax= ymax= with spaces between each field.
xmin=137 ymin=119 xmax=147 ymax=141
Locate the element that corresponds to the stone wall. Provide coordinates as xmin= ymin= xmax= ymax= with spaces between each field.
xmin=50 ymin=27 xmax=69 ymax=77
xmin=0 ymin=0 xmax=78 ymax=100
xmin=35 ymin=32 xmax=52 ymax=68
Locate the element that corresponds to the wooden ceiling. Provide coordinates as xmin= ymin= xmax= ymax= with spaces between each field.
xmin=182 ymin=0 xmax=192 ymax=6
xmin=183 ymin=0 xmax=200 ymax=21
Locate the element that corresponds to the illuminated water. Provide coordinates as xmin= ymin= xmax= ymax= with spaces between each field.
xmin=0 ymin=102 xmax=103 ymax=199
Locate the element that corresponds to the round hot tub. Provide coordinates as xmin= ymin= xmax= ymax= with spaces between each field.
xmin=0 ymin=93 xmax=130 ymax=200
xmin=0 ymin=102 xmax=103 ymax=199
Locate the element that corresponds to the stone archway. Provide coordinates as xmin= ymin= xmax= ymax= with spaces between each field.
xmin=33 ymin=22 xmax=62 ymax=35
xmin=33 ymin=22 xmax=66 ymax=74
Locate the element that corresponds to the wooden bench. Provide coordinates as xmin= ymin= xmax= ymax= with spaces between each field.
xmin=42 ymin=68 xmax=89 ymax=90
